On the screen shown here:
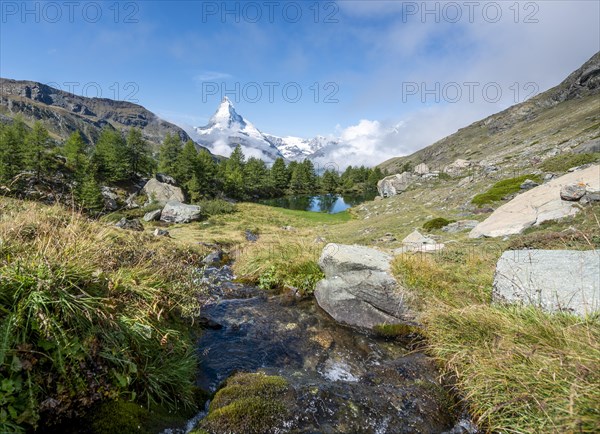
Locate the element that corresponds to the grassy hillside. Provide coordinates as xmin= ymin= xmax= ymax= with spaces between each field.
xmin=379 ymin=52 xmax=600 ymax=175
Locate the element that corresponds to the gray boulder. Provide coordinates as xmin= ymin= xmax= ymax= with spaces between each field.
xmin=101 ymin=186 xmax=119 ymax=211
xmin=142 ymin=178 xmax=185 ymax=205
xmin=155 ymin=173 xmax=177 ymax=185
xmin=560 ymin=183 xmax=587 ymax=201
xmin=314 ymin=244 xmax=411 ymax=329
xmin=115 ymin=218 xmax=143 ymax=232
xmin=376 ymin=172 xmax=414 ymax=198
xmin=520 ymin=179 xmax=539 ymax=190
xmin=143 ymin=209 xmax=162 ymax=222
xmin=493 ymin=249 xmax=600 ymax=316
xmin=160 ymin=201 xmax=202 ymax=223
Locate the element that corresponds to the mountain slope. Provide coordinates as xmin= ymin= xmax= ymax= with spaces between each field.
xmin=378 ymin=51 xmax=600 ymax=173
xmin=0 ymin=78 xmax=197 ymax=150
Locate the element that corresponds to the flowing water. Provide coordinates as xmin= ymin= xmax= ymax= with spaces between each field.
xmin=185 ymin=264 xmax=477 ymax=434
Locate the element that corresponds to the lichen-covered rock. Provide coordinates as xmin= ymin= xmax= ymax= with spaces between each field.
xmin=142 ymin=178 xmax=185 ymax=205
xmin=143 ymin=209 xmax=162 ymax=222
xmin=115 ymin=218 xmax=143 ymax=231
xmin=160 ymin=201 xmax=202 ymax=223
xmin=560 ymin=182 xmax=587 ymax=201
xmin=376 ymin=172 xmax=414 ymax=197
xmin=493 ymin=249 xmax=600 ymax=316
xmin=314 ymin=244 xmax=411 ymax=329
xmin=470 ymin=165 xmax=599 ymax=238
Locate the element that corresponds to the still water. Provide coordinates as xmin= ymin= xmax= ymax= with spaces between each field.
xmin=260 ymin=193 xmax=376 ymax=214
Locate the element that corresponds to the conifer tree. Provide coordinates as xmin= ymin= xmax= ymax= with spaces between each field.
xmin=158 ymin=133 xmax=182 ymax=177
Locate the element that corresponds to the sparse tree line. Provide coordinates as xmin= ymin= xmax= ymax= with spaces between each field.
xmin=0 ymin=118 xmax=387 ymax=210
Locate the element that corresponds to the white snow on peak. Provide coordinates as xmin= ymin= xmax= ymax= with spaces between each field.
xmin=192 ymin=98 xmax=338 ymax=163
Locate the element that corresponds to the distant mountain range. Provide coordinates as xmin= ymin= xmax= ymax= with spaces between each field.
xmin=189 ymin=96 xmax=340 ymax=163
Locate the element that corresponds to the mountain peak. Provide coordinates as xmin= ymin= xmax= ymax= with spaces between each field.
xmin=209 ymin=96 xmax=245 ymax=129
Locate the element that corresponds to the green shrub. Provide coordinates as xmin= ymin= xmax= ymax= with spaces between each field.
xmin=471 ymin=174 xmax=542 ymax=206
xmin=539 ymin=152 xmax=600 ymax=173
xmin=197 ymin=199 xmax=237 ymax=217
xmin=423 ymin=217 xmax=455 ymax=231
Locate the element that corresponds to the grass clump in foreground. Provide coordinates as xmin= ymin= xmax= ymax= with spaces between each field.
xmin=194 ymin=372 xmax=291 ymax=434
xmin=391 ymin=240 xmax=600 ymax=433
xmin=471 ymin=174 xmax=543 ymax=206
xmin=0 ymin=198 xmax=208 ymax=433
xmin=539 ymin=152 xmax=600 ymax=173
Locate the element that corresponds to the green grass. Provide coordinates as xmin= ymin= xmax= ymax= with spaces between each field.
xmin=471 ymin=174 xmax=543 ymax=206
xmin=275 ymin=207 xmax=352 ymax=223
xmin=390 ymin=234 xmax=600 ymax=433
xmin=0 ymin=198 xmax=209 ymax=432
xmin=539 ymin=152 xmax=600 ymax=173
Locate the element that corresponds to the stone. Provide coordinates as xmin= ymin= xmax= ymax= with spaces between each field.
xmin=398 ymin=230 xmax=444 ymax=253
xmin=101 ymin=186 xmax=119 ymax=211
xmin=115 ymin=218 xmax=143 ymax=231
xmin=444 ymin=159 xmax=471 ymax=175
xmin=373 ymin=196 xmax=383 ymax=201
xmin=160 ymin=201 xmax=202 ymax=223
xmin=142 ymin=178 xmax=185 ymax=205
xmin=245 ymin=229 xmax=259 ymax=242
xmin=574 ymin=138 xmax=600 ymax=154
xmin=520 ymin=179 xmax=539 ymax=190
xmin=143 ymin=209 xmax=162 ymax=222
xmin=470 ymin=165 xmax=599 ymax=238
xmin=543 ymin=173 xmax=555 ymax=183
xmin=376 ymin=172 xmax=414 ymax=198
xmin=560 ymin=183 xmax=587 ymax=201
xmin=155 ymin=173 xmax=177 ymax=185
xmin=314 ymin=244 xmax=411 ymax=329
xmin=493 ymin=249 xmax=600 ymax=316
xmin=202 ymin=250 xmax=224 ymax=265
xmin=153 ymin=228 xmax=170 ymax=237
xmin=457 ymin=176 xmax=474 ymax=188
xmin=442 ymin=220 xmax=479 ymax=233
xmin=125 ymin=193 xmax=140 ymax=209
xmin=414 ymin=163 xmax=430 ymax=175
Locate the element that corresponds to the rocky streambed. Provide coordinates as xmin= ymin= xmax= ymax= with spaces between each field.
xmin=183 ymin=260 xmax=476 ymax=434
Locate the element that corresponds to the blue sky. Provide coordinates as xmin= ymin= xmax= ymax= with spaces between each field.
xmin=1 ymin=1 xmax=599 ymax=163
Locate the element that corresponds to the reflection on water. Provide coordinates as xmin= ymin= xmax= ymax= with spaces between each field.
xmin=260 ymin=193 xmax=376 ymax=214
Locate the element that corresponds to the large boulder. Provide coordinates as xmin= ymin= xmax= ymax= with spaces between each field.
xmin=376 ymin=172 xmax=414 ymax=198
xmin=493 ymin=249 xmax=600 ymax=316
xmin=314 ymin=244 xmax=411 ymax=329
xmin=160 ymin=201 xmax=202 ymax=223
xmin=413 ymin=163 xmax=429 ymax=175
xmin=470 ymin=165 xmax=599 ymax=238
xmin=142 ymin=178 xmax=185 ymax=205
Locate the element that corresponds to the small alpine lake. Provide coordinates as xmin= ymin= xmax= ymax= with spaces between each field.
xmin=260 ymin=192 xmax=377 ymax=214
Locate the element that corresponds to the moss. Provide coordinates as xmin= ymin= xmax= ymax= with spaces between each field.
xmin=88 ymin=400 xmax=197 ymax=434
xmin=197 ymin=373 xmax=291 ymax=434
xmin=422 ymin=217 xmax=455 ymax=231
xmin=373 ymin=323 xmax=423 ymax=339
xmin=471 ymin=174 xmax=543 ymax=205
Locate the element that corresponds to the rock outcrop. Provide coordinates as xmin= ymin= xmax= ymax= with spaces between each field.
xmin=395 ymin=230 xmax=445 ymax=253
xmin=142 ymin=178 xmax=185 ymax=205
xmin=493 ymin=249 xmax=600 ymax=316
xmin=314 ymin=244 xmax=411 ymax=329
xmin=160 ymin=201 xmax=202 ymax=223
xmin=470 ymin=165 xmax=599 ymax=238
xmin=376 ymin=172 xmax=414 ymax=198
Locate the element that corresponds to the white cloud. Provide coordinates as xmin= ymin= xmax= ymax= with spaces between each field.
xmin=194 ymin=71 xmax=232 ymax=82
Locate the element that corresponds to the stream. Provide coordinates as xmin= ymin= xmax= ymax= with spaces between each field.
xmin=183 ymin=263 xmax=476 ymax=434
